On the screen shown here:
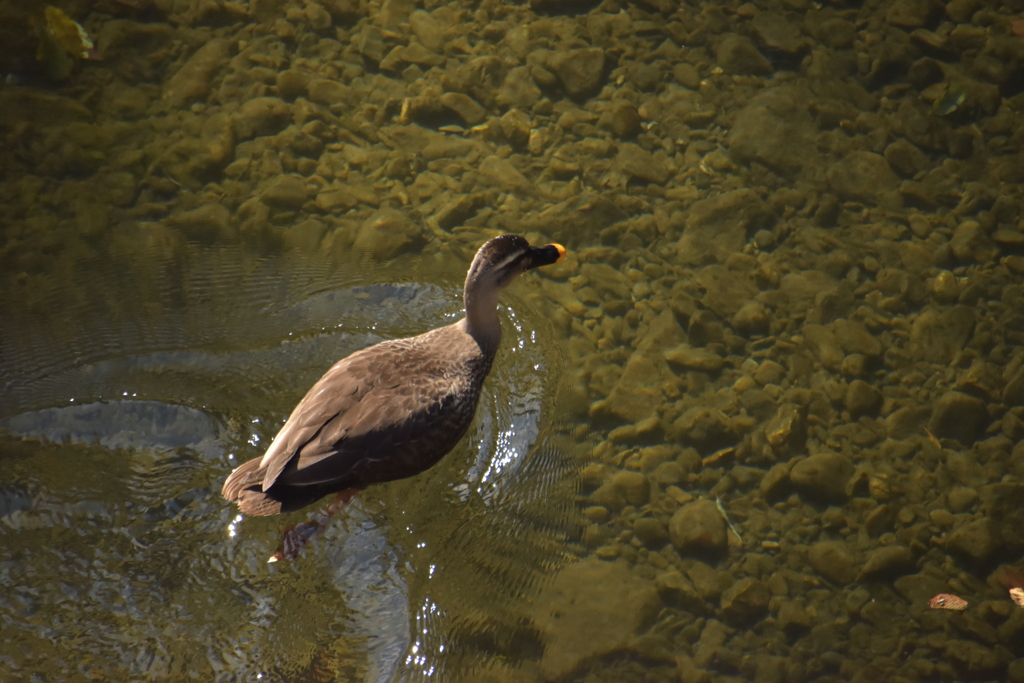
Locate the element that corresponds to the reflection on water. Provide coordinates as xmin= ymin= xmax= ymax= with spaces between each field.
xmin=0 ymin=245 xmax=579 ymax=681
xmin=0 ymin=400 xmax=223 ymax=454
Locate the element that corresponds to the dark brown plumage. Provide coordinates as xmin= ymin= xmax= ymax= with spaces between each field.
xmin=222 ymin=234 xmax=566 ymax=517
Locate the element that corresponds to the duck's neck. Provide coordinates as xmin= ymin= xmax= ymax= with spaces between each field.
xmin=462 ymin=286 xmax=502 ymax=353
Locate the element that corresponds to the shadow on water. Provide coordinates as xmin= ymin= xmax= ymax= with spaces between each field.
xmin=0 ymin=243 xmax=582 ymax=681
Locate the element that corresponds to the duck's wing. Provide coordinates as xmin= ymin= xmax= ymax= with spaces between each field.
xmin=258 ymin=338 xmax=468 ymax=491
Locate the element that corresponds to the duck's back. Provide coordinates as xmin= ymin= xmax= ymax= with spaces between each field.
xmin=258 ymin=322 xmax=496 ymax=495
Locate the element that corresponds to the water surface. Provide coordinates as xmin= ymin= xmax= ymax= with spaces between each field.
xmin=1 ymin=243 xmax=580 ymax=681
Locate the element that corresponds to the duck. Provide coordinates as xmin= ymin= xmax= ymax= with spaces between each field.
xmin=222 ymin=234 xmax=566 ymax=520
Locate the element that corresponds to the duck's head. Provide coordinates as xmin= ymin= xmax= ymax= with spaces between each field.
xmin=465 ymin=234 xmax=566 ymax=293
xmin=462 ymin=234 xmax=566 ymax=339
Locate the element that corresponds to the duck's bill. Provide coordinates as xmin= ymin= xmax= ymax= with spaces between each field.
xmin=529 ymin=243 xmax=566 ymax=268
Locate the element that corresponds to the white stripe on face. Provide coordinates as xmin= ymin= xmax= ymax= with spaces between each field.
xmin=491 ymin=250 xmax=525 ymax=274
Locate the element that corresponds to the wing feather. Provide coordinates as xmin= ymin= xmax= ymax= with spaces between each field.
xmin=259 ymin=332 xmax=477 ymax=491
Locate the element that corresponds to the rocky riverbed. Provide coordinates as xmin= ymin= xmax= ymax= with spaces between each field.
xmin=3 ymin=0 xmax=1024 ymax=680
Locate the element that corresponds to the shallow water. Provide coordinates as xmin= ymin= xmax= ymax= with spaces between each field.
xmin=1 ymin=244 xmax=580 ymax=681
xmin=5 ymin=0 xmax=1024 ymax=680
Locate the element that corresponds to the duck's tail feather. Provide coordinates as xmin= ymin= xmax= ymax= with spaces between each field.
xmin=221 ymin=458 xmax=327 ymax=516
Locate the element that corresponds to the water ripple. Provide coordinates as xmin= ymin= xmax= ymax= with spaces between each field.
xmin=0 ymin=273 xmax=581 ymax=681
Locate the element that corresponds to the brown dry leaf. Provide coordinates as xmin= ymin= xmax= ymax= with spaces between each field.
xmin=929 ymin=593 xmax=968 ymax=610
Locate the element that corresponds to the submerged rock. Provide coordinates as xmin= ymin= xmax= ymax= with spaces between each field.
xmin=727 ymin=86 xmax=819 ymax=175
xmin=670 ymin=407 xmax=738 ymax=452
xmin=910 ymin=306 xmax=975 ymax=364
xmin=549 ymin=48 xmax=606 ymax=98
xmin=231 ymin=97 xmax=291 ymax=140
xmin=808 ymin=540 xmax=857 ymax=584
xmin=609 ymin=470 xmax=650 ymax=507
xmin=946 ymin=517 xmax=996 ymax=563
xmin=750 ymin=12 xmax=805 ymax=54
xmin=763 ymin=404 xmax=806 ymax=453
xmin=632 ymin=516 xmax=668 ymax=548
xmin=161 ymin=39 xmax=231 ymax=108
xmin=669 ymin=499 xmax=728 ymax=556
xmin=496 ymin=66 xmax=541 ymax=109
xmin=828 ymin=151 xmax=901 ymax=203
xmin=259 ymin=174 xmax=308 ymax=210
xmin=615 ymin=143 xmax=668 ymax=185
xmin=531 ymin=557 xmax=660 ymax=680
xmin=164 ymin=203 xmax=233 ymax=241
xmin=886 ymin=0 xmax=939 ymax=29
xmin=845 ymin=380 xmax=882 ymax=417
xmin=720 ymin=577 xmax=771 ymax=625
xmin=439 ymin=92 xmax=487 ymax=125
xmin=591 ymin=352 xmax=667 ymax=424
xmin=353 ymin=209 xmax=426 ymax=259
xmin=790 ymin=452 xmax=853 ymax=503
xmin=856 ymin=546 xmax=915 ymax=581
xmin=678 ymin=188 xmax=770 ymax=265
xmin=716 ymin=34 xmax=772 ymax=76
xmin=928 ymin=391 xmax=989 ymax=445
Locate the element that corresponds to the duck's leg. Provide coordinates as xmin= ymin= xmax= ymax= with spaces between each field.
xmin=268 ymin=488 xmax=358 ymax=563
